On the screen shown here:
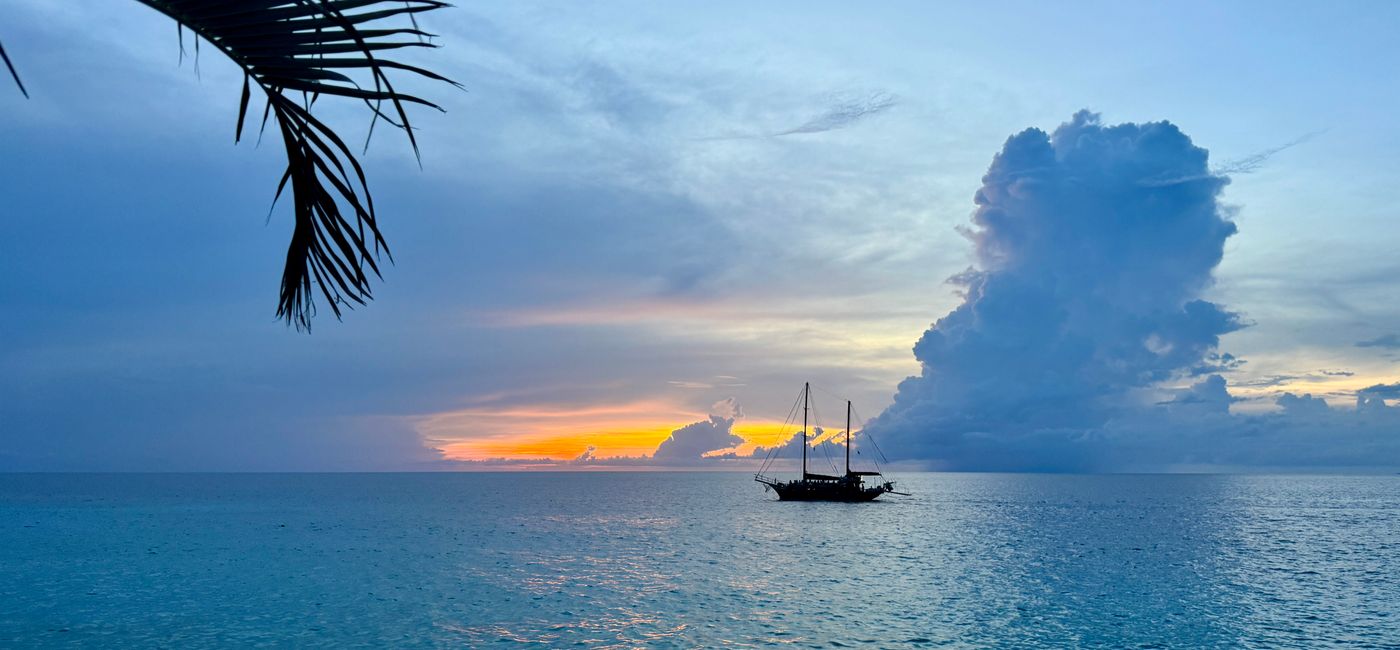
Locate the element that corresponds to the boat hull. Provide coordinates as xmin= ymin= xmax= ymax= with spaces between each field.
xmin=766 ymin=480 xmax=887 ymax=502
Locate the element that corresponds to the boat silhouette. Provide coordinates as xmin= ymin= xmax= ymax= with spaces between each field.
xmin=754 ymin=382 xmax=905 ymax=501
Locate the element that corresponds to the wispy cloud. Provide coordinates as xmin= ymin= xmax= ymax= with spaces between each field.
xmin=701 ymin=90 xmax=897 ymax=140
xmin=668 ymin=380 xmax=714 ymax=389
xmin=1212 ymin=130 xmax=1325 ymax=175
xmin=772 ymin=91 xmax=898 ymax=136
xmin=1139 ymin=130 xmax=1324 ymax=187
xmin=1356 ymin=333 xmax=1400 ymax=349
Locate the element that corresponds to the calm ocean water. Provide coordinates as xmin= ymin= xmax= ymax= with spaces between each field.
xmin=1 ymin=473 xmax=1397 ymax=648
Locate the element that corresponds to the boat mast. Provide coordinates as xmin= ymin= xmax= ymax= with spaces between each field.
xmin=845 ymin=400 xmax=851 ymax=476
xmin=801 ymin=382 xmax=809 ymax=478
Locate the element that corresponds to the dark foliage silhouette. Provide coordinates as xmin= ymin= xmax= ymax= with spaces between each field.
xmin=3 ymin=1 xmax=456 ymax=330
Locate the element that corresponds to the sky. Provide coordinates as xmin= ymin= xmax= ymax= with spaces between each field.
xmin=1 ymin=1 xmax=1398 ymax=472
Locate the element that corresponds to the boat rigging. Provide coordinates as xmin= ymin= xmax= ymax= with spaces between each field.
xmin=754 ymin=382 xmax=907 ymax=501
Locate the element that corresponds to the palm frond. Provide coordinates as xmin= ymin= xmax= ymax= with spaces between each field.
xmin=1 ymin=40 xmax=28 ymax=98
xmin=135 ymin=0 xmax=457 ymax=329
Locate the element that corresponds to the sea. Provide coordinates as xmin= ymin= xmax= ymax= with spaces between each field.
xmin=1 ymin=473 xmax=1397 ymax=648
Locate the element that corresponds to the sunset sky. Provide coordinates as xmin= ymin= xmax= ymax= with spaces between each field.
xmin=2 ymin=1 xmax=1398 ymax=471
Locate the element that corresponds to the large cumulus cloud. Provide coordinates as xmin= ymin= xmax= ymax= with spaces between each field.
xmin=867 ymin=111 xmax=1399 ymax=471
xmin=869 ymin=111 xmax=1242 ymax=469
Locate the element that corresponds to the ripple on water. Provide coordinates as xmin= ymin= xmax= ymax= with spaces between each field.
xmin=1 ymin=473 xmax=1397 ymax=647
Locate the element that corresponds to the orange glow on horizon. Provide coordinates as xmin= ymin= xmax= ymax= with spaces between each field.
xmin=703 ymin=421 xmax=802 ymax=457
xmin=439 ymin=425 xmax=679 ymax=460
xmin=417 ymin=398 xmax=802 ymax=462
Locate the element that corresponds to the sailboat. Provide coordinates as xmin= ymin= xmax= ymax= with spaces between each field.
xmin=754 ymin=382 xmax=904 ymax=502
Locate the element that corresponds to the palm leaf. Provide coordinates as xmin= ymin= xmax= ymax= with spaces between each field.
xmin=1 ymin=40 xmax=27 ymax=98
xmin=4 ymin=1 xmax=457 ymax=330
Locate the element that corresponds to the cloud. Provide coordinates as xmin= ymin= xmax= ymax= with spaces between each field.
xmin=1276 ymin=392 xmax=1330 ymax=416
xmin=1098 ymin=390 xmax=1399 ymax=471
xmin=1358 ymin=382 xmax=1400 ymax=401
xmin=443 ymin=400 xmax=772 ymax=468
xmin=706 ymin=424 xmax=856 ymax=472
xmin=668 ymin=380 xmax=714 ymax=389
xmin=1233 ymin=369 xmax=1362 ymax=388
xmin=651 ymin=414 xmax=744 ymax=465
xmin=573 ymin=445 xmax=599 ymax=463
xmin=3 ymin=5 xmax=1392 ymax=473
xmin=1211 ymin=130 xmax=1323 ymax=175
xmin=866 ymin=111 xmax=1400 ymax=471
xmin=709 ymin=397 xmax=743 ymax=420
xmin=700 ymin=90 xmax=898 ymax=140
xmin=1159 ymin=374 xmax=1235 ymax=412
xmin=1141 ymin=130 xmax=1322 ymax=187
xmin=1356 ymin=334 xmax=1400 ymax=349
xmin=1234 ymin=374 xmax=1301 ymax=388
xmin=612 ymin=399 xmax=860 ymax=470
xmin=772 ymin=91 xmax=898 ymax=136
xmin=868 ymin=111 xmax=1242 ymax=470
xmin=538 ymin=398 xmax=750 ymax=465
xmin=1191 ymin=352 xmax=1245 ymax=376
